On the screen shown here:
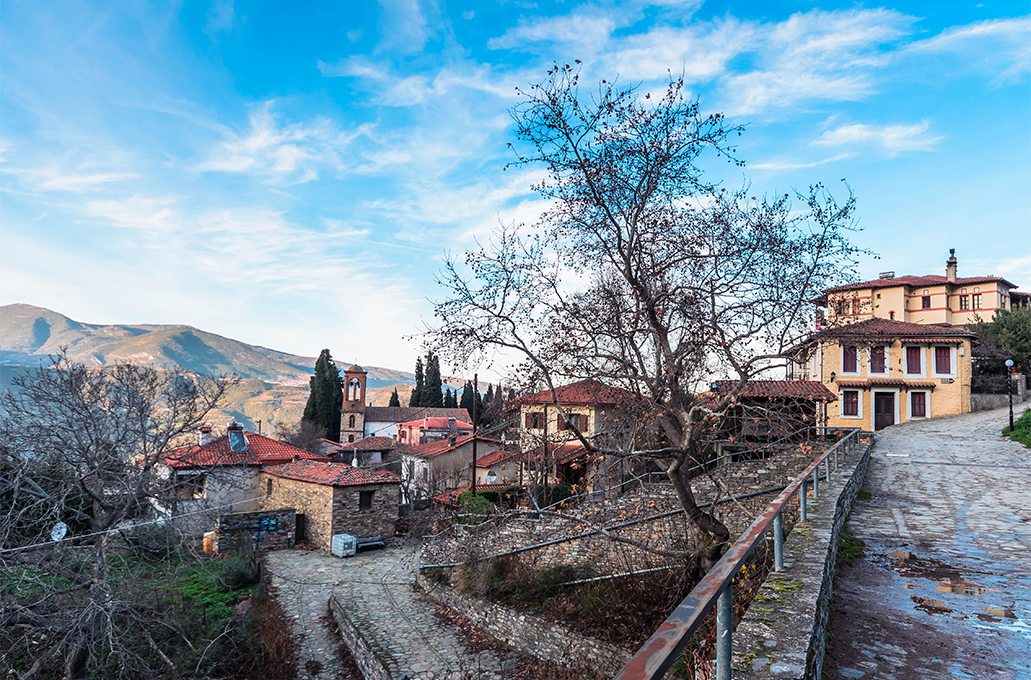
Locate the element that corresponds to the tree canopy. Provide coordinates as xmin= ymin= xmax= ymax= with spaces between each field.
xmin=302 ymin=349 xmax=343 ymax=442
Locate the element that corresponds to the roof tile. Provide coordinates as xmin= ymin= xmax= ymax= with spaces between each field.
xmin=162 ymin=433 xmax=328 ymax=468
xmin=714 ymin=380 xmax=836 ymax=402
xmin=262 ymin=460 xmax=400 ymax=487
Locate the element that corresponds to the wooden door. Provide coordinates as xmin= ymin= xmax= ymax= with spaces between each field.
xmin=874 ymin=392 xmax=895 ymax=430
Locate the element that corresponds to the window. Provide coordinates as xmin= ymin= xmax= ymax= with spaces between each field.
xmin=934 ymin=347 xmax=951 ymax=375
xmin=266 ymin=479 xmax=273 ymax=497
xmin=348 ymin=434 xmax=355 ymax=443
xmin=911 ymin=392 xmax=927 ymax=418
xmin=870 ymin=346 xmax=886 ymax=374
xmin=959 ymin=296 xmax=969 ymax=310
xmin=889 ymin=311 xmax=895 ymax=320
xmin=399 ymin=430 xmax=406 ymax=441
xmin=348 ymin=414 xmax=356 ymax=428
xmin=835 ymin=299 xmax=847 ymax=315
xmin=525 ymin=412 xmax=544 ymax=429
xmin=851 ymin=298 xmax=862 ymax=315
xmin=842 ymin=391 xmax=859 ymax=416
xmin=906 ymin=346 xmax=923 ymax=375
xmin=922 ymin=296 xmax=931 ymax=309
xmin=175 ymin=472 xmax=206 ymax=500
xmin=359 ymin=490 xmax=374 ymax=512
xmin=842 ymin=345 xmax=858 ymax=374
xmin=560 ymin=414 xmax=587 ymax=431
xmin=973 ymin=294 xmax=982 ymax=309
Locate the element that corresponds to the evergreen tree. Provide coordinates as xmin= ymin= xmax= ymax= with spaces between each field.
xmin=423 ymin=351 xmax=444 ymax=408
xmin=410 ymin=357 xmax=425 ymax=407
xmin=459 ymin=381 xmax=474 ymax=417
xmin=302 ymin=349 xmax=343 ymax=442
xmin=389 ymin=388 xmax=401 ymax=407
xmin=484 ymin=383 xmax=495 ymax=406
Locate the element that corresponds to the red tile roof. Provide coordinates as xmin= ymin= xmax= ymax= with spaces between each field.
xmin=475 ymin=447 xmax=521 ymax=467
xmin=344 ymin=436 xmax=411 ymax=453
xmin=524 ymin=442 xmax=588 ymax=466
xmin=814 ymin=318 xmax=978 ymax=340
xmin=433 ymin=483 xmax=514 ymax=506
xmin=714 ymin=380 xmax=836 ymax=402
xmin=398 ymin=416 xmax=473 ymax=430
xmin=364 ymin=406 xmax=471 ymax=423
xmin=823 ymin=274 xmax=1017 ymax=294
xmin=162 ymin=433 xmax=328 ymax=468
xmin=835 ymin=379 xmax=938 ymax=390
xmin=403 ymin=434 xmax=504 ymax=460
xmin=519 ymin=379 xmax=632 ymax=406
xmin=262 ymin=460 xmax=400 ymax=487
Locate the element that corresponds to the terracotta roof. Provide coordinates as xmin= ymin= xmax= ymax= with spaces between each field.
xmin=433 ymin=483 xmax=514 ymax=506
xmin=345 ymin=436 xmax=411 ymax=453
xmin=162 ymin=433 xmax=328 ymax=469
xmin=403 ymin=434 xmax=504 ymax=460
xmin=814 ymin=318 xmax=978 ymax=340
xmin=823 ymin=274 xmax=1017 ymax=294
xmin=835 ymin=379 xmax=937 ymax=390
xmin=519 ymin=379 xmax=632 ymax=406
xmin=475 ymin=447 xmax=522 ymax=467
xmin=364 ymin=406 xmax=471 ymax=423
xmin=524 ymin=442 xmax=588 ymax=466
xmin=714 ymin=380 xmax=837 ymax=402
xmin=397 ymin=416 xmax=473 ymax=430
xmin=262 ymin=460 xmax=400 ymax=487
xmin=345 ymin=364 xmax=366 ymax=373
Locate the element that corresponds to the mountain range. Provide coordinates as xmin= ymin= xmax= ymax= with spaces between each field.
xmin=0 ymin=304 xmax=421 ymax=434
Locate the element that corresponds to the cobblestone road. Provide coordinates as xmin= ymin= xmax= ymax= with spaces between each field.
xmin=265 ymin=545 xmax=521 ymax=680
xmin=824 ymin=406 xmax=1031 ymax=680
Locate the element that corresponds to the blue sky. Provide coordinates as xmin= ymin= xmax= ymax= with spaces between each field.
xmin=1 ymin=1 xmax=1028 ymax=374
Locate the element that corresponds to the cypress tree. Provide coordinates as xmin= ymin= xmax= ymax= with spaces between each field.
xmin=410 ymin=357 xmax=425 ymax=407
xmin=389 ymin=388 xmax=401 ymax=407
xmin=423 ymin=351 xmax=444 ymax=408
xmin=484 ymin=383 xmax=495 ymax=406
xmin=302 ymin=349 xmax=343 ymax=442
xmin=459 ymin=381 xmax=474 ymax=417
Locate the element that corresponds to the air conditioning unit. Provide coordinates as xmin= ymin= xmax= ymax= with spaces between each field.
xmin=331 ymin=533 xmax=357 ymax=558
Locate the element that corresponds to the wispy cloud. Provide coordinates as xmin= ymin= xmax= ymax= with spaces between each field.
xmin=813 ymin=121 xmax=942 ymax=152
xmin=907 ymin=17 xmax=1031 ymax=83
xmin=749 ymin=153 xmax=854 ymax=171
xmin=488 ymin=12 xmax=619 ymax=51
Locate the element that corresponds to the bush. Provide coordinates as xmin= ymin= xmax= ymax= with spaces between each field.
xmin=545 ymin=484 xmax=574 ymax=507
xmin=456 ymin=492 xmax=495 ymax=525
xmin=220 ymin=555 xmax=260 ymax=591
xmin=1003 ymin=407 xmax=1031 ymax=448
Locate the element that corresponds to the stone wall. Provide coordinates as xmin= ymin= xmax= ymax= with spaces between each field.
xmin=416 ymin=573 xmax=632 ymax=676
xmin=970 ymin=376 xmax=1028 ymax=413
xmin=259 ymin=474 xmax=335 ymax=550
xmin=731 ymin=437 xmax=873 ymax=679
xmin=331 ymin=483 xmax=400 ymax=541
xmin=215 ymin=507 xmax=295 ymax=555
xmin=328 ymin=594 xmax=392 ymax=680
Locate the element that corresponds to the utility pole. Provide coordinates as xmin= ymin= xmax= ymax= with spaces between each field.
xmin=542 ymin=403 xmax=548 ymax=504
xmin=471 ymin=373 xmax=478 ymax=496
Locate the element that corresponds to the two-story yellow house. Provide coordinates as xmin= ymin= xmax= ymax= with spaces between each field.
xmin=818 ymin=249 xmax=1019 ymax=326
xmin=790 ymin=319 xmax=978 ymax=430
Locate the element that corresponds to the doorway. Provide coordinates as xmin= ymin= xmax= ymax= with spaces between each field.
xmin=874 ymin=392 xmax=895 ymax=430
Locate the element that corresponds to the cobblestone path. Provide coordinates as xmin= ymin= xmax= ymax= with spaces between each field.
xmin=265 ymin=545 xmax=521 ymax=680
xmin=824 ymin=406 xmax=1031 ymax=679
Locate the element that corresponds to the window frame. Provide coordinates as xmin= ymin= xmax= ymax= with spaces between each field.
xmin=868 ymin=344 xmax=889 ymax=376
xmin=973 ymin=293 xmax=982 ymax=309
xmin=931 ymin=345 xmax=957 ymax=379
xmin=959 ymin=295 xmax=969 ymax=310
xmin=909 ymin=390 xmax=929 ymax=419
xmin=359 ymin=490 xmax=374 ymax=512
xmin=903 ymin=345 xmax=926 ymax=377
xmin=921 ymin=295 xmax=931 ymax=309
xmin=840 ymin=344 xmax=861 ymax=376
xmin=840 ymin=389 xmax=862 ymax=419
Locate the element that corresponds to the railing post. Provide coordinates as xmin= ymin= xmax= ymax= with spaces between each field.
xmin=716 ymin=584 xmax=733 ymax=680
xmin=825 ymin=456 xmax=831 ymax=480
xmin=813 ymin=469 xmax=819 ymax=497
xmin=799 ymin=480 xmax=807 ymax=523
xmin=834 ymin=443 xmax=840 ymax=470
xmin=773 ymin=511 xmax=784 ymax=571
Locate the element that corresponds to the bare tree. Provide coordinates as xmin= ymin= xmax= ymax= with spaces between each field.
xmin=0 ymin=353 xmax=235 ymax=679
xmin=431 ymin=65 xmax=862 ymax=576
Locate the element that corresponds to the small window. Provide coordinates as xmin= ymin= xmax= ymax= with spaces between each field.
xmin=349 ymin=414 xmax=356 ymax=428
xmin=906 ymin=346 xmax=922 ymax=374
xmin=359 ymin=490 xmax=374 ymax=512
xmin=525 ymin=412 xmax=544 ymax=429
xmin=973 ymin=294 xmax=982 ymax=309
xmin=400 ymin=430 xmax=406 ymax=441
xmin=870 ymin=346 xmax=886 ymax=374
xmin=889 ymin=311 xmax=896 ymax=320
xmin=176 ymin=472 xmax=206 ymax=500
xmin=935 ymin=347 xmax=951 ymax=375
xmin=974 ymin=287 xmax=980 ymax=292
xmin=843 ymin=391 xmax=859 ymax=416
xmin=959 ymin=296 xmax=969 ymax=310
xmin=922 ymin=296 xmax=931 ymax=309
xmin=266 ymin=479 xmax=273 ymax=497
xmin=842 ymin=346 xmax=858 ymax=374
xmin=348 ymin=434 xmax=355 ymax=443
xmin=911 ymin=392 xmax=927 ymax=418
xmin=851 ymin=298 xmax=862 ymax=315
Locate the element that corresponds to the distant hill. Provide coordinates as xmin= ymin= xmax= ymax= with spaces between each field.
xmin=0 ymin=304 xmax=419 ymax=433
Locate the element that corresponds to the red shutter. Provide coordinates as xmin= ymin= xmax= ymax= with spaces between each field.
xmin=843 ymin=346 xmax=857 ymax=373
xmin=843 ymin=391 xmax=858 ymax=416
xmin=525 ymin=413 xmax=532 ymax=429
xmin=935 ymin=347 xmax=951 ymax=374
xmin=579 ymin=414 xmax=588 ymax=431
xmin=912 ymin=392 xmax=926 ymax=417
xmin=871 ymin=347 xmax=885 ymax=374
xmin=906 ymin=347 xmax=922 ymax=374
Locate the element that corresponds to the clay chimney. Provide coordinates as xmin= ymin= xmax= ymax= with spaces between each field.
xmin=199 ymin=425 xmax=214 ymax=446
xmin=946 ymin=248 xmax=957 ymax=282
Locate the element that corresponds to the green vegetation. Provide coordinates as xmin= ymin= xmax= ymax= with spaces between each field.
xmin=302 ymin=349 xmax=343 ymax=441
xmin=388 ymin=387 xmax=401 ymax=407
xmin=409 ymin=351 xmax=445 ymax=408
xmin=1002 ymin=407 xmax=1031 ymax=448
xmin=856 ymin=489 xmax=872 ymax=500
xmin=837 ymin=529 xmax=866 ymax=567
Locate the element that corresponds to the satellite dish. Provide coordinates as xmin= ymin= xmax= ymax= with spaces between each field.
xmin=50 ymin=522 xmax=68 ymax=542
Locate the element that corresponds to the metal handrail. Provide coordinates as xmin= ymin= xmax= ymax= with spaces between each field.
xmin=613 ymin=427 xmax=866 ymax=680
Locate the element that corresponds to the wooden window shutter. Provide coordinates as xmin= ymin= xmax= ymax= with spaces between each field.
xmin=906 ymin=346 xmax=922 ymax=374
xmin=525 ymin=413 xmax=532 ymax=429
xmin=935 ymin=347 xmax=950 ymax=374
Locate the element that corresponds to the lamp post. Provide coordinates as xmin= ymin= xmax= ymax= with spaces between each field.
xmin=1005 ymin=359 xmax=1015 ymax=431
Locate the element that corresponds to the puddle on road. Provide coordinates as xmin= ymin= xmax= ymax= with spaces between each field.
xmin=911 ymin=595 xmax=954 ymax=615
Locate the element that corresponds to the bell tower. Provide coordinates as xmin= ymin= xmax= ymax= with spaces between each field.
xmin=340 ymin=364 xmax=367 ymax=443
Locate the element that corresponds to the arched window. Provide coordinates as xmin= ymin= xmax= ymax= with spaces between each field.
xmin=348 ymin=378 xmax=362 ymax=402
xmin=348 ymin=434 xmax=355 ymax=442
xmin=266 ymin=479 xmax=273 ymax=497
xmin=348 ymin=414 xmax=356 ymax=428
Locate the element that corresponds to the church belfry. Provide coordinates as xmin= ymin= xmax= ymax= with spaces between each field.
xmin=340 ymin=364 xmax=367 ymax=443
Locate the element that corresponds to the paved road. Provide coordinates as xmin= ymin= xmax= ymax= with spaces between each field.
xmin=266 ymin=545 xmax=520 ymax=680
xmin=824 ymin=406 xmax=1031 ymax=680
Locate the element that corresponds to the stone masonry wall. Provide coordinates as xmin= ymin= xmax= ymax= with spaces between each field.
xmin=731 ymin=436 xmax=873 ymax=679
xmin=417 ymin=573 xmax=632 ymax=676
xmin=258 ymin=474 xmax=335 ymax=550
xmin=328 ymin=594 xmax=392 ymax=680
xmin=970 ymin=377 xmax=1027 ymax=413
xmin=215 ymin=507 xmax=295 ymax=555
xmin=331 ymin=483 xmax=400 ymax=542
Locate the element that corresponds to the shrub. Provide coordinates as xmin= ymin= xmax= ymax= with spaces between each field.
xmin=220 ymin=555 xmax=260 ymax=591
xmin=1002 ymin=407 xmax=1031 ymax=448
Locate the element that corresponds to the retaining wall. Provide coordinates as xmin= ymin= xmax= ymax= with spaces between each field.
xmin=970 ymin=388 xmax=1028 ymax=413
xmin=730 ymin=437 xmax=873 ymax=679
xmin=416 ymin=573 xmax=632 ymax=676
xmin=328 ymin=594 xmax=392 ymax=680
xmin=215 ymin=507 xmax=295 ymax=555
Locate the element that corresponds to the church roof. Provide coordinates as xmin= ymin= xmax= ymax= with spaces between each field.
xmin=365 ymin=406 xmax=471 ymax=423
xmin=345 ymin=364 xmax=366 ymax=373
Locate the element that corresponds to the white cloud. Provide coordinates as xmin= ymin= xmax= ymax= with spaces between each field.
xmin=195 ymin=101 xmax=368 ymax=183
xmin=488 ymin=13 xmax=619 ymax=51
xmin=907 ymin=17 xmax=1031 ymax=82
xmin=749 ymin=153 xmax=853 ymax=171
xmin=813 ymin=121 xmax=942 ymax=152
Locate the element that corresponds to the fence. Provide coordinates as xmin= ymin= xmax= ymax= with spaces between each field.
xmin=613 ymin=427 xmax=865 ymax=680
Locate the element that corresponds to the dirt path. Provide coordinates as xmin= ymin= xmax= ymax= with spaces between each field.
xmin=823 ymin=407 xmax=1031 ymax=679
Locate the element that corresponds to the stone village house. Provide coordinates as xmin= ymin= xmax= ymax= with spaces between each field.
xmin=257 ymin=460 xmax=401 ymax=551
xmin=398 ymin=434 xmax=507 ymax=503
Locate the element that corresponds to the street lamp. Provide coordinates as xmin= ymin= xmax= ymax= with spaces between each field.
xmin=1005 ymin=359 xmax=1015 ymax=431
